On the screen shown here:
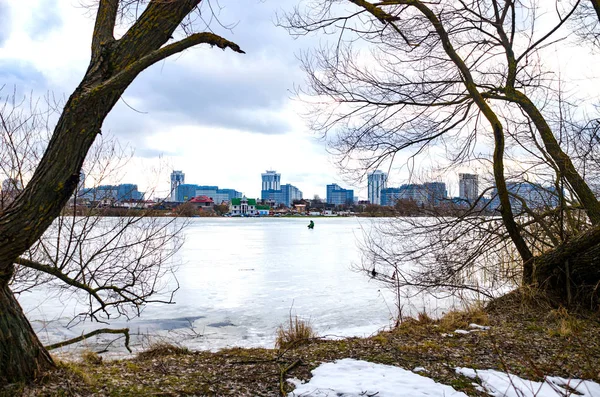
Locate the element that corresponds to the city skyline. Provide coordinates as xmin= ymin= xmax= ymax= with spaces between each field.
xmin=71 ymin=168 xmax=480 ymax=204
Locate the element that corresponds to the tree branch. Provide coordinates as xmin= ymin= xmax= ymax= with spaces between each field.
xmin=350 ymin=0 xmax=534 ymax=268
xmin=45 ymin=327 xmax=132 ymax=353
xmin=15 ymin=257 xmax=107 ymax=311
xmin=95 ymin=32 xmax=244 ymax=94
xmin=534 ymin=224 xmax=600 ymax=269
xmin=350 ymin=0 xmax=400 ymax=23
xmin=91 ymin=0 xmax=119 ymax=58
xmin=111 ymin=0 xmax=201 ymax=71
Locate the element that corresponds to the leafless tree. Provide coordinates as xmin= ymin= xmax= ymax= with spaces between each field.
xmin=1 ymin=87 xmax=185 ymax=357
xmin=0 ymin=1 xmax=244 ymax=383
xmin=283 ymin=0 xmax=600 ymax=311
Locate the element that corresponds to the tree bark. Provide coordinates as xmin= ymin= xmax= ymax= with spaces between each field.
xmin=0 ymin=267 xmax=53 ymax=384
xmin=591 ymin=0 xmax=600 ymax=23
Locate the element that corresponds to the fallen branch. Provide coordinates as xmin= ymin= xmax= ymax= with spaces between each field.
xmin=279 ymin=359 xmax=302 ymax=396
xmin=45 ymin=327 xmax=132 ymax=353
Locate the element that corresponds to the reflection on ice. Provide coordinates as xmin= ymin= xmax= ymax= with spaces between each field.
xmin=19 ymin=217 xmax=464 ymax=358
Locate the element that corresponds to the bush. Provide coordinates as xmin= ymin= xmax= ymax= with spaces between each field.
xmin=275 ymin=315 xmax=317 ymax=350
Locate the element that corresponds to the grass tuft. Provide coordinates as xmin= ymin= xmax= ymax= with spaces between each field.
xmin=547 ymin=306 xmax=582 ymax=337
xmin=417 ymin=311 xmax=434 ymax=325
xmin=81 ymin=350 xmax=103 ymax=366
xmin=438 ymin=304 xmax=489 ymax=332
xmin=137 ymin=342 xmax=191 ymax=360
xmin=275 ymin=314 xmax=317 ymax=350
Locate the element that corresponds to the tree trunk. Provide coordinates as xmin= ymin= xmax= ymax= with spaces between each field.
xmin=532 ymin=228 xmax=600 ymax=307
xmin=0 ymin=0 xmax=243 ymax=383
xmin=591 ymin=0 xmax=600 ymax=23
xmin=0 ymin=267 xmax=54 ymax=384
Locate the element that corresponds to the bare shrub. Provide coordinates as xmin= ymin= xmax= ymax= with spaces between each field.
xmin=137 ymin=342 xmax=191 ymax=360
xmin=275 ymin=315 xmax=317 ymax=350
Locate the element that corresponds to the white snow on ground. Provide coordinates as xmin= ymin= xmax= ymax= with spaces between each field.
xmin=457 ymin=368 xmax=600 ymax=397
xmin=469 ymin=323 xmax=491 ymax=330
xmin=287 ymin=359 xmax=600 ymax=397
xmin=287 ymin=358 xmax=468 ymax=396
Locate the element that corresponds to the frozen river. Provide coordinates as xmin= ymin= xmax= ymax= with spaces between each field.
xmin=18 ymin=217 xmax=454 ymax=356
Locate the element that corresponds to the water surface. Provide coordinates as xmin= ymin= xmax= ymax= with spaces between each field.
xmin=19 ymin=217 xmax=450 ymax=355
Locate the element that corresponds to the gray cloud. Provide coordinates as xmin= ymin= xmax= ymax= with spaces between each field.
xmin=3 ymin=0 xmax=314 ymax=156
xmin=0 ymin=60 xmax=47 ymax=89
xmin=101 ymin=0 xmax=311 ymax=149
xmin=28 ymin=0 xmax=63 ymax=39
xmin=135 ymin=147 xmax=178 ymax=159
xmin=119 ymin=53 xmax=299 ymax=135
xmin=0 ymin=1 xmax=11 ymax=46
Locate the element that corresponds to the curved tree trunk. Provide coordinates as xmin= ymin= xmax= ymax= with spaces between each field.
xmin=0 ymin=268 xmax=53 ymax=384
xmin=0 ymin=0 xmax=243 ymax=383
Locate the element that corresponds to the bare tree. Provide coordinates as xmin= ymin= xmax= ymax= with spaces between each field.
xmin=283 ymin=0 xmax=600 ymax=309
xmin=1 ymin=87 xmax=186 ymax=376
xmin=0 ymin=1 xmax=244 ymax=383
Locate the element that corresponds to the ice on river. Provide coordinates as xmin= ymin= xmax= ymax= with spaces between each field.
xmin=18 ymin=217 xmax=467 ymax=357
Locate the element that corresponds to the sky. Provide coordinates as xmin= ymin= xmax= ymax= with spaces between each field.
xmin=0 ymin=0 xmax=365 ymax=200
xmin=1 ymin=1 xmax=598 ymax=200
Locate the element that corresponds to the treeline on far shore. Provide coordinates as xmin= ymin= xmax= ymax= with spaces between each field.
xmin=60 ymin=199 xmax=492 ymax=218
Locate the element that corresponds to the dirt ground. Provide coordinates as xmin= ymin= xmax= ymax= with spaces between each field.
xmin=5 ymin=291 xmax=600 ymax=396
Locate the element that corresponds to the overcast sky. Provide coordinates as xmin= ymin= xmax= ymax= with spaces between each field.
xmin=1 ymin=1 xmax=597 ymax=200
xmin=0 ymin=0 xmax=371 ymax=199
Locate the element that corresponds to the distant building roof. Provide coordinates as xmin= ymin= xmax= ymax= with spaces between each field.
xmin=231 ymin=197 xmax=257 ymax=206
xmin=189 ymin=195 xmax=214 ymax=203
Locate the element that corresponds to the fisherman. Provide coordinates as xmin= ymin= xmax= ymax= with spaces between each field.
xmin=308 ymin=220 xmax=315 ymax=229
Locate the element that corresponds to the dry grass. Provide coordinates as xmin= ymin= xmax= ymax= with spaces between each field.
xmin=547 ymin=306 xmax=584 ymax=337
xmin=136 ymin=342 xmax=191 ymax=360
xmin=275 ymin=315 xmax=317 ymax=350
xmin=14 ymin=296 xmax=600 ymax=396
xmin=80 ymin=350 xmax=103 ymax=365
xmin=439 ymin=304 xmax=489 ymax=332
xmin=416 ymin=311 xmax=434 ymax=324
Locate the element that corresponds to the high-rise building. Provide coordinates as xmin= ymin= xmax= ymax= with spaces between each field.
xmin=80 ymin=184 xmax=144 ymax=201
xmin=381 ymin=187 xmax=404 ymax=206
xmin=78 ymin=171 xmax=86 ymax=192
xmin=381 ymin=182 xmax=447 ymax=206
xmin=367 ymin=170 xmax=387 ymax=205
xmin=176 ymin=184 xmax=198 ymax=202
xmin=175 ymin=184 xmax=242 ymax=203
xmin=281 ymin=184 xmax=303 ymax=207
xmin=261 ymin=184 xmax=302 ymax=207
xmin=326 ymin=183 xmax=354 ymax=205
xmin=214 ymin=188 xmax=243 ymax=203
xmin=261 ymin=170 xmax=281 ymax=191
xmin=170 ymin=171 xmax=185 ymax=201
xmin=260 ymin=170 xmax=302 ymax=207
xmin=490 ymin=182 xmax=559 ymax=213
xmin=459 ymin=173 xmax=479 ymax=202
xmin=423 ymin=182 xmax=447 ymax=206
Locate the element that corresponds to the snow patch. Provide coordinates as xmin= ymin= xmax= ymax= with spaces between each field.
xmin=457 ymin=367 xmax=600 ymax=397
xmin=469 ymin=323 xmax=491 ymax=330
xmin=288 ymin=358 xmax=468 ymax=396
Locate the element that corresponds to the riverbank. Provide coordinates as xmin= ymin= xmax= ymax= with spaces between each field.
xmin=9 ymin=291 xmax=600 ymax=396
